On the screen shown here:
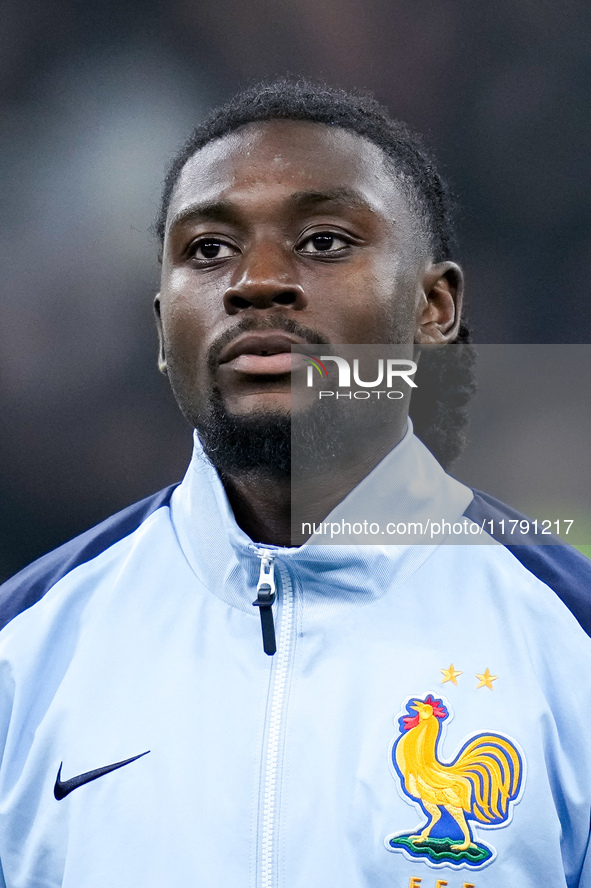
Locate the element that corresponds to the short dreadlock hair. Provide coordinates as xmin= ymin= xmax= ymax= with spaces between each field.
xmin=155 ymin=78 xmax=475 ymax=467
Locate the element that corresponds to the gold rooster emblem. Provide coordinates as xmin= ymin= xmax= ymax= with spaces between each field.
xmin=386 ymin=694 xmax=524 ymax=869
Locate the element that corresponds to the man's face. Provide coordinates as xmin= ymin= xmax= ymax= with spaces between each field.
xmin=156 ymin=120 xmax=455 ymax=433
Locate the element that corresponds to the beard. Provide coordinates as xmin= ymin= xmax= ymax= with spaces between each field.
xmin=196 ymin=397 xmax=293 ymax=478
xmin=191 ymin=315 xmax=335 ymax=479
xmin=175 ymin=317 xmax=410 ymax=481
xmin=195 ymin=392 xmax=355 ymax=480
xmin=195 ymin=381 xmax=403 ymax=483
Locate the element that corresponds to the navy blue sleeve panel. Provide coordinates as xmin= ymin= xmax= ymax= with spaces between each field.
xmin=465 ymin=489 xmax=591 ymax=638
xmin=0 ymin=484 xmax=179 ymax=634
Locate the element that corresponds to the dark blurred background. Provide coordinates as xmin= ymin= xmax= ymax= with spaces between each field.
xmin=2 ymin=0 xmax=591 ymax=580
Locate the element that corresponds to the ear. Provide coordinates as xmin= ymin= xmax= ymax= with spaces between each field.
xmin=414 ymin=261 xmax=464 ymax=345
xmin=153 ymin=294 xmax=168 ymax=374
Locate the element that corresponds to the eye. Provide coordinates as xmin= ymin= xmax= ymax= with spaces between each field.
xmin=298 ymin=232 xmax=350 ymax=254
xmin=190 ymin=238 xmax=238 ymax=261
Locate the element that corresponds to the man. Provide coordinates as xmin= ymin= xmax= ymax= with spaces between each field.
xmin=0 ymin=79 xmax=590 ymax=888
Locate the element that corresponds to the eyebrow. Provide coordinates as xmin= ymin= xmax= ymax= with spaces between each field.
xmin=167 ymin=199 xmax=242 ymax=233
xmin=286 ymin=188 xmax=376 ymax=213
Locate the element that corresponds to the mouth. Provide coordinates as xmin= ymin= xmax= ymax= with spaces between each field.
xmin=218 ymin=332 xmax=308 ymax=375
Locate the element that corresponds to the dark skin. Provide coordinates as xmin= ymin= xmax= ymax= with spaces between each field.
xmin=155 ymin=120 xmax=463 ymax=546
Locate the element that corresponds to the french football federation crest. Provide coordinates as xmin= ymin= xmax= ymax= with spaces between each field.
xmin=385 ymin=694 xmax=524 ymax=870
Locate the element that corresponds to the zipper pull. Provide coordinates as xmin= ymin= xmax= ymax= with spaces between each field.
xmin=253 ymin=550 xmax=277 ymax=656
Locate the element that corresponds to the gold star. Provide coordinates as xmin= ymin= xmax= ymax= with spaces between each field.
xmin=440 ymin=663 xmax=463 ymax=685
xmin=476 ymin=668 xmax=498 ymax=690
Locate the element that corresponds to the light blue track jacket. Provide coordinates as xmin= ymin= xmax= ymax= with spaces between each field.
xmin=0 ymin=428 xmax=590 ymax=888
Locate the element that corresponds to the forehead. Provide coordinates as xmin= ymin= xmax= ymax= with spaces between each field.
xmin=166 ymin=120 xmax=414 ymax=231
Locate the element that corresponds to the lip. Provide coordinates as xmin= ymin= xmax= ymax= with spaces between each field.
xmin=218 ymin=332 xmax=309 ymax=365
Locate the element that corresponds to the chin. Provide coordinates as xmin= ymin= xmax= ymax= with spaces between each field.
xmin=223 ymin=391 xmax=293 ymax=418
xmin=195 ymin=399 xmax=292 ymax=479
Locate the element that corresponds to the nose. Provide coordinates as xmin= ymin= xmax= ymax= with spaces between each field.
xmin=223 ymin=242 xmax=307 ymax=315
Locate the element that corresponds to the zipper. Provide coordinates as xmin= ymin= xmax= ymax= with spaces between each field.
xmin=253 ymin=550 xmax=277 ymax=656
xmin=254 ymin=549 xmax=297 ymax=888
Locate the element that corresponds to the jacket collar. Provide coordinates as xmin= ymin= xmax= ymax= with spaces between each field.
xmin=169 ymin=422 xmax=473 ymax=613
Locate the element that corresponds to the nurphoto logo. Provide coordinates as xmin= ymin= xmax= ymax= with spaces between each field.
xmin=303 ymin=354 xmax=417 ymax=400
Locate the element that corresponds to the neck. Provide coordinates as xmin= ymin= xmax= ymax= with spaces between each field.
xmin=222 ymin=417 xmax=407 ymax=547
